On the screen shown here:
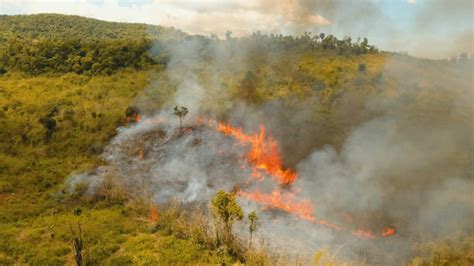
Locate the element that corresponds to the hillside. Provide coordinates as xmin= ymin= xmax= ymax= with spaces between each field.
xmin=0 ymin=13 xmax=186 ymax=41
xmin=0 ymin=14 xmax=188 ymax=75
xmin=0 ymin=14 xmax=473 ymax=265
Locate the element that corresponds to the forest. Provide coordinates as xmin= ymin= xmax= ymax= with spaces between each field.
xmin=0 ymin=14 xmax=381 ymax=76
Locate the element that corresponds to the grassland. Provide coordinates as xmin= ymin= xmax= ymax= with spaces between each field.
xmin=0 ymin=14 xmax=472 ymax=265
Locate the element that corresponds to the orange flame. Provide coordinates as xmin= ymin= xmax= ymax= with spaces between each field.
xmin=150 ymin=206 xmax=159 ymax=222
xmin=352 ymin=229 xmax=376 ymax=239
xmin=382 ymin=227 xmax=395 ymax=237
xmin=217 ymin=122 xmax=297 ymax=185
xmin=239 ymin=189 xmax=315 ymax=221
xmin=240 ymin=189 xmax=394 ymax=239
xmin=135 ymin=115 xmax=142 ymax=123
xmin=200 ymin=117 xmax=395 ymax=239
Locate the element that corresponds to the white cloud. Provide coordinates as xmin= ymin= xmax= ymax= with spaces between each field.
xmin=0 ymin=0 xmax=471 ymax=58
xmin=0 ymin=0 xmax=330 ymax=37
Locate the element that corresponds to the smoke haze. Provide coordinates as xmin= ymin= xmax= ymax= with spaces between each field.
xmin=3 ymin=0 xmax=473 ymax=58
xmin=65 ymin=10 xmax=473 ymax=263
xmin=60 ymin=4 xmax=474 ymax=263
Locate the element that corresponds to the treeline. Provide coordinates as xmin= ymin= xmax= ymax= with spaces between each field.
xmin=0 ymin=37 xmax=160 ymax=75
xmin=0 ymin=14 xmax=185 ymax=75
xmin=0 ymin=14 xmax=380 ymax=76
xmin=0 ymin=33 xmax=379 ymax=76
xmin=0 ymin=14 xmax=185 ymax=41
xmin=228 ymin=31 xmax=378 ymax=55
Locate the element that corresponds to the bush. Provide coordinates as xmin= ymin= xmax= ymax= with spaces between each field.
xmin=105 ymin=255 xmax=134 ymax=265
xmin=39 ymin=116 xmax=57 ymax=131
xmin=84 ymin=244 xmax=120 ymax=265
xmin=0 ymin=253 xmax=14 ymax=265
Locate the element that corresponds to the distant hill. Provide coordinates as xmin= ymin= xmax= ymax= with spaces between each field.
xmin=0 ymin=13 xmax=186 ymax=41
xmin=0 ymin=14 xmax=190 ymax=75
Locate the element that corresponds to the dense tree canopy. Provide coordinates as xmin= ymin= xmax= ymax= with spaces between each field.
xmin=0 ymin=14 xmax=381 ymax=76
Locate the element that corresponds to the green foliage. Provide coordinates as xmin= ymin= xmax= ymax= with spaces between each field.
xmin=124 ymin=106 xmax=139 ymax=118
xmin=248 ymin=211 xmax=259 ymax=233
xmin=0 ymin=69 xmax=152 ymax=265
xmin=211 ymin=190 xmax=244 ymax=260
xmin=140 ymin=203 xmax=222 ymax=264
xmin=248 ymin=210 xmax=259 ymax=247
xmin=238 ymin=70 xmax=261 ymax=103
xmin=0 ymin=13 xmax=185 ymax=41
xmin=39 ymin=116 xmax=57 ymax=131
xmin=212 ymin=190 xmax=244 ymax=230
xmin=0 ymin=14 xmax=187 ymax=75
xmin=83 ymin=244 xmax=119 ymax=265
xmin=1 ymin=37 xmax=157 ymax=75
xmin=0 ymin=14 xmax=381 ymax=76
xmin=0 ymin=13 xmax=472 ymax=265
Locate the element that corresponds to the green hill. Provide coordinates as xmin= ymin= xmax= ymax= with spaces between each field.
xmin=0 ymin=14 xmax=187 ymax=75
xmin=0 ymin=13 xmax=186 ymax=41
xmin=0 ymin=14 xmax=472 ymax=265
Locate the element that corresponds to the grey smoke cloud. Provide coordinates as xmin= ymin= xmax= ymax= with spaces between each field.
xmin=66 ymin=18 xmax=473 ymax=263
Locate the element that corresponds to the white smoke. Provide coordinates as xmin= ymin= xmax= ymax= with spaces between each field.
xmin=65 ymin=34 xmax=473 ymax=263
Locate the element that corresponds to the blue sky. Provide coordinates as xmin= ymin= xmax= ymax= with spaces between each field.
xmin=1 ymin=0 xmax=472 ymax=58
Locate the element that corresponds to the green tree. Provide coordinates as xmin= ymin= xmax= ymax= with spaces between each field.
xmin=211 ymin=190 xmax=243 ymax=245
xmin=248 ymin=210 xmax=259 ymax=248
xmin=319 ymin=33 xmax=326 ymax=41
xmin=360 ymin=37 xmax=369 ymax=52
xmin=39 ymin=116 xmax=57 ymax=141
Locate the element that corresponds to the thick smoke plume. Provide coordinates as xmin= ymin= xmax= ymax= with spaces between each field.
xmin=67 ymin=31 xmax=473 ymax=263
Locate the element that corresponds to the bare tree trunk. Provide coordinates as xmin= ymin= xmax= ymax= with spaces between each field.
xmin=69 ymin=222 xmax=83 ymax=266
xmin=249 ymin=231 xmax=253 ymax=249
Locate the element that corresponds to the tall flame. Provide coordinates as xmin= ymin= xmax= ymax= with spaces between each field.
xmin=217 ymin=122 xmax=297 ymax=185
xmin=199 ymin=117 xmax=394 ymax=239
xmin=150 ymin=206 xmax=159 ymax=222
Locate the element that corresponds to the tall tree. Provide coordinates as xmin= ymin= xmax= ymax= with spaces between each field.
xmin=211 ymin=190 xmax=243 ymax=245
xmin=248 ymin=210 xmax=259 ymax=248
xmin=173 ymin=105 xmax=188 ymax=129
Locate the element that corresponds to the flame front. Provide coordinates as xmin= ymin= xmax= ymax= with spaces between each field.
xmin=217 ymin=122 xmax=297 ymax=185
xmin=150 ymin=206 xmax=159 ymax=222
xmin=200 ymin=117 xmax=395 ymax=239
xmin=238 ymin=189 xmax=316 ymax=221
xmin=382 ymin=227 xmax=395 ymax=237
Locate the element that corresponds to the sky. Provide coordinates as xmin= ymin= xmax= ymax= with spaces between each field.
xmin=0 ymin=0 xmax=472 ymax=59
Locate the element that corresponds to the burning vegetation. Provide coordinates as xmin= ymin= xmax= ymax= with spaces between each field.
xmin=74 ymin=113 xmax=396 ymax=244
xmin=2 ymin=13 xmax=472 ymax=266
xmin=201 ymin=117 xmax=395 ymax=239
xmin=61 ymin=47 xmax=472 ymax=261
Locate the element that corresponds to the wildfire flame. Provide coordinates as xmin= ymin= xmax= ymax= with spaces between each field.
xmin=382 ymin=227 xmax=395 ymax=237
xmin=238 ymin=189 xmax=315 ymax=221
xmin=217 ymin=122 xmax=297 ymax=185
xmin=150 ymin=206 xmax=159 ymax=222
xmin=135 ymin=115 xmax=142 ymax=123
xmin=200 ymin=117 xmax=395 ymax=239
